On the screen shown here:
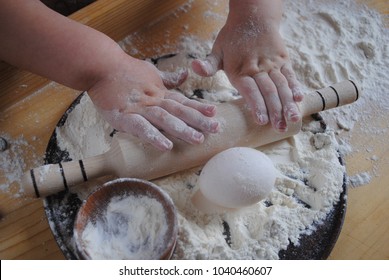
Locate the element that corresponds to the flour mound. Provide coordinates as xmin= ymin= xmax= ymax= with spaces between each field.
xmin=52 ymin=0 xmax=389 ymax=259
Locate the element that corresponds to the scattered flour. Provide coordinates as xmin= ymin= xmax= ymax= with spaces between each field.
xmin=280 ymin=0 xmax=389 ymax=184
xmin=78 ymin=194 xmax=169 ymax=260
xmin=155 ymin=128 xmax=344 ymax=259
xmin=49 ymin=0 xmax=389 ymax=259
xmin=56 ymin=95 xmax=113 ymax=158
xmin=348 ymin=172 xmax=372 ymax=188
xmin=0 ymin=0 xmax=386 ymax=259
xmin=154 ymin=38 xmax=239 ymax=102
xmin=55 ymin=90 xmax=345 ymax=259
xmin=0 ymin=134 xmax=41 ymax=197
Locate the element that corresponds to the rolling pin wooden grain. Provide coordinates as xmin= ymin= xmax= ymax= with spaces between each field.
xmin=21 ymin=80 xmax=360 ymax=198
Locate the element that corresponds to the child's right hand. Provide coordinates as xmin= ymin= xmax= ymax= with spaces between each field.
xmin=192 ymin=0 xmax=303 ymax=133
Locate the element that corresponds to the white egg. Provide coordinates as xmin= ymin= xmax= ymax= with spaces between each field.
xmin=197 ymin=147 xmax=276 ymax=209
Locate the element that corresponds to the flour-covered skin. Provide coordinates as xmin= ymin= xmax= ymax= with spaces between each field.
xmin=88 ymin=58 xmax=220 ymax=151
xmin=0 ymin=0 xmax=302 ymax=151
xmin=192 ymin=0 xmax=303 ymax=132
xmin=0 ymin=0 xmax=220 ymax=151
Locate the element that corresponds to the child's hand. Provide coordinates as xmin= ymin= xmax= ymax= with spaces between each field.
xmin=88 ymin=57 xmax=220 ymax=151
xmin=192 ymin=1 xmax=303 ymax=132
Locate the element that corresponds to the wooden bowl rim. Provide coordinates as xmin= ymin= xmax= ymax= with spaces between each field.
xmin=74 ymin=178 xmax=178 ymax=260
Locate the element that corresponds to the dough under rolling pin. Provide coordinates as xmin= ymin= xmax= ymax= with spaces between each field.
xmin=21 ymin=80 xmax=360 ymax=198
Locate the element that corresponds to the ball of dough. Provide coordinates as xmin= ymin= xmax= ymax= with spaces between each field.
xmin=197 ymin=147 xmax=276 ymax=209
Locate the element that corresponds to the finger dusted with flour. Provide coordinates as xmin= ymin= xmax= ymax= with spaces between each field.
xmin=0 ymin=0 xmax=220 ymax=151
xmin=192 ymin=0 xmax=303 ymax=132
xmin=88 ymin=58 xmax=220 ymax=151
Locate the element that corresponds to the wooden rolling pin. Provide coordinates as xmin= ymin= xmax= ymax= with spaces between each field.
xmin=21 ymin=80 xmax=360 ymax=198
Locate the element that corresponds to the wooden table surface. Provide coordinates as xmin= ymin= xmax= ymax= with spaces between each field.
xmin=0 ymin=0 xmax=388 ymax=260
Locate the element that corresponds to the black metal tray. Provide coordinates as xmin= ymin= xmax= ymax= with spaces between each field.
xmin=44 ymin=92 xmax=347 ymax=260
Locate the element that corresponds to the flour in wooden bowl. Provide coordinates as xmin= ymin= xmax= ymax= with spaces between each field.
xmin=50 ymin=0 xmax=389 ymax=259
xmin=56 ymin=92 xmax=345 ymax=259
xmin=55 ymin=59 xmax=345 ymax=261
xmin=78 ymin=194 xmax=168 ymax=259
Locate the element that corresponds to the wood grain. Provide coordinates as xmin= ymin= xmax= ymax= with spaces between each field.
xmin=327 ymin=0 xmax=389 ymax=259
xmin=0 ymin=0 xmax=388 ymax=259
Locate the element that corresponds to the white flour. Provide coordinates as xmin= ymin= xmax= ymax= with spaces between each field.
xmin=56 ymin=95 xmax=113 ymax=157
xmin=0 ymin=0 xmax=387 ymax=259
xmin=50 ymin=0 xmax=389 ymax=259
xmin=155 ymin=41 xmax=239 ymax=102
xmin=155 ymin=127 xmax=344 ymax=259
xmin=56 ymin=89 xmax=345 ymax=259
xmin=79 ymin=194 xmax=168 ymax=260
xmin=0 ymin=134 xmax=39 ymax=197
xmin=280 ymin=0 xmax=389 ymax=187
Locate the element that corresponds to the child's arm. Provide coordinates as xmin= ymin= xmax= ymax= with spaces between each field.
xmin=193 ymin=0 xmax=303 ymax=132
xmin=0 ymin=0 xmax=219 ymax=151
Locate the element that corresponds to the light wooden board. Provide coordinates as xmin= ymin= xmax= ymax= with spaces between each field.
xmin=0 ymin=0 xmax=388 ymax=259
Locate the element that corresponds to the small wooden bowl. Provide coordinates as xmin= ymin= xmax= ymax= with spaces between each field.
xmin=74 ymin=178 xmax=178 ymax=260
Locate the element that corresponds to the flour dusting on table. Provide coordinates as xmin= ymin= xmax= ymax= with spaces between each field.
xmin=280 ymin=0 xmax=389 ymax=187
xmin=0 ymin=134 xmax=39 ymax=197
xmin=0 ymin=0 xmax=385 ymax=259
xmin=48 ymin=0 xmax=389 ymax=259
xmin=0 ymin=0 xmax=387 ymax=198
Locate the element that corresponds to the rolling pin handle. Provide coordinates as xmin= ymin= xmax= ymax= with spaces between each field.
xmin=21 ymin=161 xmax=84 ymax=198
xmin=21 ymin=80 xmax=361 ymax=198
xmin=300 ymin=80 xmax=361 ymax=116
xmin=21 ymin=155 xmax=109 ymax=198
